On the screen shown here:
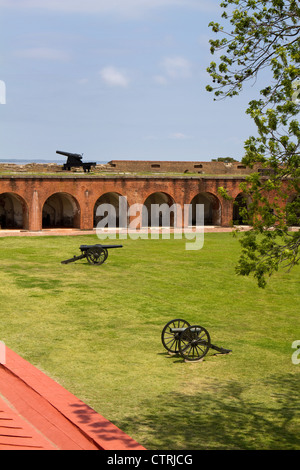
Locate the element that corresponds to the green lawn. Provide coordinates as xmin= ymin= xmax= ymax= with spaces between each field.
xmin=0 ymin=232 xmax=299 ymax=449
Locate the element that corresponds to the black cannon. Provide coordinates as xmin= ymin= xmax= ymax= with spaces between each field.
xmin=161 ymin=318 xmax=232 ymax=362
xmin=56 ymin=150 xmax=96 ymax=173
xmin=61 ymin=244 xmax=122 ymax=265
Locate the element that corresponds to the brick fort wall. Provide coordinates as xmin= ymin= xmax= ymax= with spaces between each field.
xmin=0 ymin=174 xmax=250 ymax=231
xmin=0 ymin=160 xmax=293 ymax=231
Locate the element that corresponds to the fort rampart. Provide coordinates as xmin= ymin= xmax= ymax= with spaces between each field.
xmin=0 ymin=174 xmax=246 ymax=231
xmin=0 ymin=160 xmax=263 ymax=175
xmin=0 ymin=162 xmax=293 ymax=232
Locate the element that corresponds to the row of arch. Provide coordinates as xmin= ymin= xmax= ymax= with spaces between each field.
xmin=0 ymin=190 xmax=298 ymax=230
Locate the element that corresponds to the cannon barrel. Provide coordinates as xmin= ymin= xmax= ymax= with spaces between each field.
xmin=56 ymin=150 xmax=82 ymax=159
xmin=57 ymin=150 xmax=96 ymax=172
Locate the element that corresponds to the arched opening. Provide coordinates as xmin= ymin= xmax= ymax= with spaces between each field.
xmin=94 ymin=193 xmax=128 ymax=228
xmin=142 ymin=192 xmax=176 ymax=227
xmin=42 ymin=193 xmax=80 ymax=229
xmin=189 ymin=192 xmax=221 ymax=226
xmin=0 ymin=193 xmax=28 ymax=229
xmin=233 ymin=193 xmax=251 ymax=225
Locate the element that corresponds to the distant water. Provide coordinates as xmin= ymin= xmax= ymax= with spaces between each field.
xmin=0 ymin=159 xmax=108 ymax=165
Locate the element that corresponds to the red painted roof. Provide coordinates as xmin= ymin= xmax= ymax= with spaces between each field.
xmin=0 ymin=347 xmax=145 ymax=450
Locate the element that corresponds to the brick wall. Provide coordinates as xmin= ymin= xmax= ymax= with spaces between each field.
xmin=0 ymin=161 xmax=263 ymax=175
xmin=107 ymin=160 xmax=263 ymax=175
xmin=0 ymin=174 xmax=247 ymax=230
xmin=0 ymin=172 xmax=292 ymax=232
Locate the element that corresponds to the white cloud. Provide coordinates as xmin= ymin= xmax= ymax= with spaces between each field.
xmin=162 ymin=56 xmax=192 ymax=79
xmin=169 ymin=132 xmax=190 ymax=140
xmin=100 ymin=66 xmax=130 ymax=88
xmin=153 ymin=75 xmax=168 ymax=85
xmin=0 ymin=80 xmax=6 ymax=104
xmin=16 ymin=47 xmax=69 ymax=61
xmin=155 ymin=56 xmax=193 ymax=84
xmin=0 ymin=0 xmax=216 ymax=17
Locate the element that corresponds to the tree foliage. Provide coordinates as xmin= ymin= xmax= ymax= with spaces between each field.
xmin=207 ymin=0 xmax=300 ymax=287
xmin=211 ymin=157 xmax=239 ymax=162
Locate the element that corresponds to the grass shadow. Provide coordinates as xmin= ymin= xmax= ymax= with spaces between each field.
xmin=116 ymin=372 xmax=300 ymax=450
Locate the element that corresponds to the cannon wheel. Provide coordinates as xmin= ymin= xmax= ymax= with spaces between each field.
xmin=161 ymin=318 xmax=190 ymax=354
xmin=102 ymin=248 xmax=108 ymax=261
xmin=86 ymin=246 xmax=108 ymax=265
xmin=179 ymin=325 xmax=211 ymax=362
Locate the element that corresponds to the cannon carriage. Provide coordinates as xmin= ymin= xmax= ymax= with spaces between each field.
xmin=56 ymin=150 xmax=96 ymax=173
xmin=61 ymin=244 xmax=122 ymax=265
xmin=161 ymin=318 xmax=231 ymax=362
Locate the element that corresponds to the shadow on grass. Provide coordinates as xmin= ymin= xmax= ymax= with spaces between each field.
xmin=14 ymin=274 xmax=63 ymax=291
xmin=116 ymin=372 xmax=300 ymax=450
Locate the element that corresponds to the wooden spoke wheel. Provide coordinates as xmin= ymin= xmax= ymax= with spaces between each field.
xmin=179 ymin=325 xmax=211 ymax=362
xmin=102 ymin=248 xmax=108 ymax=261
xmin=161 ymin=318 xmax=190 ymax=354
xmin=86 ymin=247 xmax=107 ymax=265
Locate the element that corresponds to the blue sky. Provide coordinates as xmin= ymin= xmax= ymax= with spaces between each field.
xmin=0 ymin=0 xmax=259 ymax=162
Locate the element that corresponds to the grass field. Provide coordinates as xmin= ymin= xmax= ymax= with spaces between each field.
xmin=0 ymin=232 xmax=299 ymax=450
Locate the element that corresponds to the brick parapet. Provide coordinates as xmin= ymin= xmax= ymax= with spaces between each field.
xmin=0 ymin=160 xmax=263 ymax=176
xmin=0 ymin=174 xmax=245 ymax=231
xmin=0 ymin=173 xmax=293 ymax=231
